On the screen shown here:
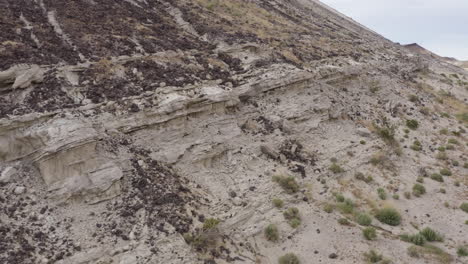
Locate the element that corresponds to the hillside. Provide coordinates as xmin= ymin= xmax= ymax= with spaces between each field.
xmin=0 ymin=1 xmax=467 ymax=264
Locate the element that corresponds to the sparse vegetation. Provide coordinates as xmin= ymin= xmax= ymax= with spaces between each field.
xmin=355 ymin=172 xmax=373 ymax=183
xmin=273 ymin=175 xmax=300 ymax=194
xmin=329 ymin=163 xmax=344 ymax=174
xmin=364 ymin=250 xmax=382 ymax=263
xmin=407 ymin=245 xmax=453 ymax=263
xmin=337 ymin=198 xmax=355 ymax=214
xmin=355 ymin=212 xmax=372 ymax=226
xmin=439 ymin=168 xmax=452 ymax=176
xmin=406 ymin=119 xmax=419 ymax=130
xmin=375 ymin=207 xmax=401 ymax=226
xmin=458 ymin=246 xmax=468 ymax=257
xmin=272 ymin=198 xmax=284 ymax=208
xmin=377 ymin=188 xmax=387 ymax=200
xmin=284 ymin=207 xmax=301 ymax=228
xmin=363 ymin=227 xmax=377 ymax=240
xmin=420 ymin=227 xmax=443 ymax=242
xmin=338 ymin=218 xmax=350 ymax=225
xmin=278 ymin=253 xmax=300 ymax=264
xmin=430 ymin=173 xmax=444 ymax=182
xmin=401 ymin=233 xmax=426 ymax=246
xmin=460 ymin=203 xmax=468 ymax=213
xmin=335 ymin=193 xmax=345 ymax=203
xmin=410 ymin=140 xmax=422 ymax=151
xmin=323 ymin=203 xmax=334 ymax=213
xmin=412 ymin=184 xmax=426 ymax=197
xmin=203 ymin=218 xmax=220 ymax=230
xmin=264 ymin=224 xmax=279 ymax=242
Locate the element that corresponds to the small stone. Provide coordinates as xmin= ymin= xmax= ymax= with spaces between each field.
xmin=14 ymin=186 xmax=26 ymax=195
xmin=329 ymin=253 xmax=338 ymax=259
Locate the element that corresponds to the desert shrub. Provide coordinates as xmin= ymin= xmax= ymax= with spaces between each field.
xmin=410 ymin=140 xmax=422 ymax=151
xmin=329 ymin=163 xmax=344 ymax=173
xmin=420 ymin=227 xmax=443 ymax=242
xmin=273 ymin=175 xmax=300 ymax=194
xmin=375 ymin=207 xmax=401 ymax=226
xmin=406 ymin=119 xmax=419 ymax=130
xmin=278 ymin=253 xmax=300 ymax=264
xmin=338 ymin=199 xmax=355 ymax=214
xmin=203 ymin=218 xmax=220 ymax=230
xmin=355 ymin=172 xmax=373 ymax=183
xmin=401 ymin=234 xmax=425 ymax=246
xmin=439 ymin=168 xmax=452 ymax=176
xmin=437 ymin=146 xmax=446 ymax=152
xmin=404 ymin=191 xmax=411 ymax=199
xmin=323 ymin=203 xmax=334 ymax=213
xmin=284 ymin=207 xmax=301 ymax=228
xmin=377 ymin=188 xmax=387 ymax=200
xmin=335 ymin=193 xmax=345 ymax=203
xmin=452 ymin=160 xmax=459 ymax=166
xmin=448 ymin=138 xmax=459 ymax=145
xmin=455 ymin=181 xmax=460 ymax=187
xmin=460 ymin=203 xmax=468 ymax=213
xmin=412 ymin=184 xmax=426 ymax=197
xmin=430 ymin=173 xmax=444 ymax=182
xmin=440 ymin=128 xmax=449 ymax=135
xmin=272 ymin=198 xmax=284 ymax=208
xmin=458 ymin=246 xmax=468 ymax=257
xmin=338 ymin=218 xmax=350 ymax=225
xmin=360 ymin=140 xmax=366 ymax=145
xmin=436 ymin=151 xmax=448 ymax=160
xmin=264 ymin=224 xmax=279 ymax=242
xmin=409 ymin=94 xmax=419 ymax=102
xmin=364 ymin=250 xmax=383 ymax=263
xmin=464 ymin=162 xmax=468 ymax=169
xmin=355 ymin=213 xmax=372 ymax=226
xmin=363 ymin=227 xmax=377 ymax=240
xmin=439 ymin=188 xmax=446 ymax=194
xmin=446 ymin=144 xmax=455 ymax=150
xmin=393 ymin=194 xmax=399 ymax=200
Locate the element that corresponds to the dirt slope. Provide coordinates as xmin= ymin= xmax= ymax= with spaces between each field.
xmin=0 ymin=1 xmax=467 ymax=264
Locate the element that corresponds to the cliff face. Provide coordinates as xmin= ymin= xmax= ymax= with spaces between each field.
xmin=0 ymin=1 xmax=467 ymax=264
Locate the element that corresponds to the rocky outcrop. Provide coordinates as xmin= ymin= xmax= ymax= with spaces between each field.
xmin=1 ymin=0 xmax=467 ymax=264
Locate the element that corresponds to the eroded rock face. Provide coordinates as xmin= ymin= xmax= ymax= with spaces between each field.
xmin=1 ymin=0 xmax=467 ymax=264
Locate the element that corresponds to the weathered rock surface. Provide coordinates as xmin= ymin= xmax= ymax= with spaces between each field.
xmin=0 ymin=0 xmax=467 ymax=264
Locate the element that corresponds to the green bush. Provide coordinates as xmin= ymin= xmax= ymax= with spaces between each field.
xmin=355 ymin=213 xmax=372 ymax=226
xmin=448 ymin=138 xmax=459 ymax=145
xmin=439 ymin=168 xmax=452 ymax=176
xmin=278 ymin=253 xmax=300 ymax=264
xmin=335 ymin=193 xmax=345 ymax=203
xmin=329 ymin=163 xmax=344 ymax=174
xmin=364 ymin=250 xmax=383 ymax=263
xmin=323 ymin=203 xmax=334 ymax=213
xmin=406 ymin=119 xmax=419 ymax=130
xmin=401 ymin=234 xmax=425 ymax=245
xmin=273 ymin=175 xmax=300 ymax=194
xmin=203 ymin=218 xmax=220 ymax=230
xmin=272 ymin=198 xmax=284 ymax=208
xmin=458 ymin=246 xmax=468 ymax=257
xmin=375 ymin=207 xmax=401 ymax=226
xmin=430 ymin=173 xmax=444 ymax=182
xmin=460 ymin=203 xmax=468 ymax=213
xmin=410 ymin=140 xmax=422 ymax=151
xmin=412 ymin=184 xmax=426 ymax=197
xmin=355 ymin=172 xmax=373 ymax=183
xmin=338 ymin=218 xmax=350 ymax=225
xmin=436 ymin=151 xmax=448 ymax=160
xmin=363 ymin=227 xmax=377 ymax=240
xmin=393 ymin=194 xmax=400 ymax=200
xmin=284 ymin=207 xmax=301 ymax=228
xmin=264 ymin=224 xmax=279 ymax=242
xmin=420 ymin=227 xmax=443 ymax=242
xmin=377 ymin=188 xmax=387 ymax=200
xmin=338 ymin=199 xmax=355 ymax=214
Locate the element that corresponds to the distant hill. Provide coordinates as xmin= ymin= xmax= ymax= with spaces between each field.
xmin=403 ymin=43 xmax=468 ymax=70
